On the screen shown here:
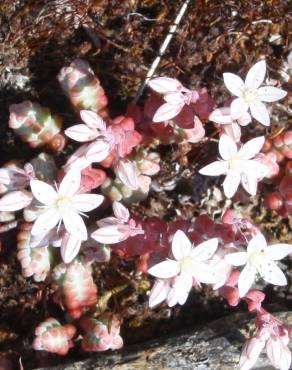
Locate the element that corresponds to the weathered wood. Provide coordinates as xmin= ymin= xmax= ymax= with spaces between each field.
xmin=37 ymin=312 xmax=292 ymax=370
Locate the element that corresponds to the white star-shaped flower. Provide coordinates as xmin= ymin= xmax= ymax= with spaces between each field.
xmin=199 ymin=134 xmax=268 ymax=198
xmin=223 ymin=60 xmax=287 ymax=126
xmin=225 ymin=233 xmax=292 ymax=297
xmin=30 ymin=170 xmax=104 ymax=240
xmin=148 ymin=230 xmax=221 ymax=300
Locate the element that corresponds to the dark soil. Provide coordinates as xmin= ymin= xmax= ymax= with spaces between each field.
xmin=0 ymin=0 xmax=291 ymax=369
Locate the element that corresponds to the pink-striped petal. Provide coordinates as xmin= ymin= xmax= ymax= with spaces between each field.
xmin=148 ymin=77 xmax=183 ymax=94
xmin=65 ymin=124 xmax=99 ymax=142
xmin=85 ymin=140 xmax=111 ymax=163
xmin=91 ymin=224 xmax=130 ymax=244
xmin=112 ymin=201 xmax=129 ymax=222
xmin=153 ymin=102 xmax=183 ymax=122
xmin=80 ymin=110 xmax=106 ymax=131
xmin=209 ymin=107 xmax=233 ymax=124
xmin=115 ymin=159 xmax=138 ymax=190
xmin=0 ymin=190 xmax=33 ymax=211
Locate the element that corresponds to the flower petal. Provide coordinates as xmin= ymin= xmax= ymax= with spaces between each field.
xmin=173 ymin=272 xmax=193 ymax=304
xmin=223 ymin=73 xmax=245 ymax=96
xmin=245 ymin=60 xmax=266 ymax=88
xmin=112 ymin=201 xmax=129 ymax=223
xmin=266 ymin=337 xmax=291 ymax=370
xmin=91 ymin=225 xmax=130 ymax=244
xmin=265 ymin=244 xmax=292 ymax=261
xmin=73 ymin=194 xmax=104 ymax=212
xmin=230 ymin=98 xmax=249 ymax=120
xmin=238 ymin=265 xmax=256 ymax=297
xmin=225 ymin=252 xmax=248 ymax=266
xmin=148 ymin=260 xmax=180 ymax=278
xmin=223 ymin=123 xmax=242 ymax=143
xmin=148 ymin=77 xmax=183 ymax=94
xmin=257 ymin=86 xmax=287 ymax=102
xmin=30 ymin=180 xmax=57 ymax=205
xmin=191 ymin=238 xmax=218 ymax=261
xmin=171 ymin=230 xmax=192 ymax=260
xmin=192 ymin=262 xmax=223 ymax=284
xmin=249 ymin=101 xmax=270 ymax=126
xmin=0 ymin=190 xmax=33 ymax=211
xmin=61 ymin=233 xmax=81 ymax=263
xmin=115 ymin=159 xmax=138 ymax=190
xmin=65 ymin=124 xmax=99 ymax=142
xmin=241 ymin=173 xmax=258 ymax=196
xmin=59 ymin=170 xmax=81 ymax=196
xmin=199 ymin=161 xmax=228 ymax=176
xmin=31 ymin=208 xmax=60 ymax=236
xmin=209 ymin=107 xmax=233 ymax=124
xmin=85 ymin=140 xmax=111 ymax=163
xmin=223 ymin=171 xmax=241 ymax=198
xmin=247 ymin=233 xmax=267 ymax=254
xmin=63 ymin=210 xmax=87 ymax=240
xmin=258 ymin=260 xmax=287 ymax=286
xmin=149 ymin=279 xmax=169 ymax=308
xmin=80 ymin=110 xmax=106 ymax=131
xmin=164 ymin=92 xmax=185 ymax=105
xmin=153 ymin=102 xmax=183 ymax=122
xmin=219 ymin=134 xmax=238 ymax=160
xmin=238 ymin=136 xmax=265 ymax=159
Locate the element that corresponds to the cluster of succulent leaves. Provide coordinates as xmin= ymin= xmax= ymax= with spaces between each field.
xmin=0 ymin=58 xmax=292 ymax=370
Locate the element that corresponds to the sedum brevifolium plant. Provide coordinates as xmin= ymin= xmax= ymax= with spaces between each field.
xmin=0 ymin=58 xmax=291 ymax=370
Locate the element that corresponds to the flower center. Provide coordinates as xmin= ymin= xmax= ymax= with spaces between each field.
xmin=55 ymin=196 xmax=72 ymax=214
xmin=242 ymin=88 xmax=257 ymax=103
xmin=180 ymin=256 xmax=195 ymax=273
xmin=249 ymin=251 xmax=265 ymax=267
xmin=228 ymin=155 xmax=241 ymax=170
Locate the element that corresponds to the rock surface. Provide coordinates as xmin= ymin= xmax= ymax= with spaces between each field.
xmin=37 ymin=311 xmax=292 ymax=370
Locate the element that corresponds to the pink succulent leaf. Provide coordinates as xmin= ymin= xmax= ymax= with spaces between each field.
xmin=61 ymin=232 xmax=82 ymax=263
xmin=0 ymin=190 xmax=33 ymax=211
xmin=65 ymin=124 xmax=99 ymax=142
xmin=153 ymin=102 xmax=183 ymax=122
xmin=80 ymin=110 xmax=106 ymax=131
xmin=112 ymin=201 xmax=130 ymax=223
xmin=148 ymin=77 xmax=183 ymax=94
xmin=114 ymin=159 xmax=139 ymax=190
xmin=85 ymin=140 xmax=111 ymax=163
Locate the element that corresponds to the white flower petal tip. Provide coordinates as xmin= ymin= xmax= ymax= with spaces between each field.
xmin=61 ymin=233 xmax=82 ymax=264
xmin=223 ymin=60 xmax=287 ymax=126
xmin=200 ymin=134 xmax=266 ymax=198
xmin=30 ymin=169 xmax=102 ymax=240
xmin=227 ymin=233 xmax=292 ymax=297
xmin=148 ymin=77 xmax=182 ymax=94
xmin=115 ymin=159 xmax=139 ymax=190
